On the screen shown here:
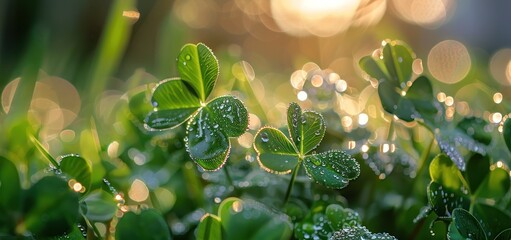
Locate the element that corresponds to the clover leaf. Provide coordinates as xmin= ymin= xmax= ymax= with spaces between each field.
xmin=144 ymin=43 xmax=248 ymax=171
xmin=196 ymin=197 xmax=293 ymax=240
xmin=359 ymin=40 xmax=441 ymax=124
xmin=254 ymin=102 xmax=359 ymax=189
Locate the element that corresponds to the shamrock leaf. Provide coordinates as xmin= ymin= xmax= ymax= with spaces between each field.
xmin=359 ymin=40 xmax=441 ymax=124
xmin=254 ymin=102 xmax=359 ymax=189
xmin=144 ymin=43 xmax=248 ymax=171
xmin=197 ymin=197 xmax=293 ymax=240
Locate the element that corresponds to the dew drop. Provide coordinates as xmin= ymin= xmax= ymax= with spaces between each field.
xmin=152 ymin=101 xmax=158 ymax=107
xmin=398 ymin=57 xmax=403 ymax=63
xmin=185 ymin=54 xmax=191 ymax=61
xmin=261 ymin=132 xmax=269 ymax=143
xmin=183 ymin=61 xmax=187 ymax=66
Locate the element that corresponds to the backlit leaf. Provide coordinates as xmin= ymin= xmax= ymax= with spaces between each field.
xmin=177 ymin=43 xmax=219 ymax=101
xmin=254 ymin=127 xmax=298 ymax=174
xmin=197 ymin=214 xmax=222 ymax=240
xmin=448 ymin=208 xmax=486 ymax=240
xmin=59 ymin=154 xmax=92 ymax=192
xmin=303 ymin=150 xmax=360 ymax=189
xmin=287 ymin=103 xmax=325 ymax=155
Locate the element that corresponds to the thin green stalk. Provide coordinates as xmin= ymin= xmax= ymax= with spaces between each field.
xmin=223 ymin=166 xmax=236 ymax=190
xmin=84 ymin=0 xmax=135 ymax=117
xmin=283 ymin=162 xmax=302 ymax=206
xmin=29 ymin=134 xmax=59 ymax=168
xmin=387 ymin=119 xmax=395 ymax=141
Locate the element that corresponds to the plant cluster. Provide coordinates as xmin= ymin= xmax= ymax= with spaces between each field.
xmin=0 ymin=39 xmax=510 ymax=240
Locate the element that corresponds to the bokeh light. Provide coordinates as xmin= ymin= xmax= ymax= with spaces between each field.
xmin=427 ymin=40 xmax=471 ymax=84
xmin=128 ymin=179 xmax=149 ymax=202
xmin=271 ymin=0 xmax=362 ymax=37
xmin=489 ymin=49 xmax=511 ymax=86
xmin=391 ymin=0 xmax=456 ymax=29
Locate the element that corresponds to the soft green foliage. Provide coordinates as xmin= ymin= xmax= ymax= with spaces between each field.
xmin=0 ymin=157 xmax=21 ymax=232
xmin=254 ymin=102 xmax=360 ymax=189
xmin=82 ymin=190 xmax=118 ymax=222
xmin=22 ymin=176 xmax=80 ymax=237
xmin=197 ymin=197 xmax=293 ymax=240
xmin=504 ymin=118 xmax=511 ymax=153
xmin=116 ymin=209 xmax=172 ymax=240
xmin=448 ymin=208 xmax=486 ymax=240
xmin=143 ymin=43 xmax=249 ymax=171
xmin=425 ymin=153 xmax=511 ymax=238
xmin=59 ymin=154 xmax=92 ymax=193
xmin=294 ymin=201 xmax=396 ymax=240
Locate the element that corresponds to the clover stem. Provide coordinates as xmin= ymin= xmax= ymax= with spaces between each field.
xmin=223 ymin=166 xmax=236 ymax=190
xmin=283 ymin=163 xmax=301 ymax=206
xmin=387 ymin=118 xmax=395 ymax=141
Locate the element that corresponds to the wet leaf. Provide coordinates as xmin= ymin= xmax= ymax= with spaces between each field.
xmin=177 ymin=43 xmax=218 ymax=101
xmin=325 ymin=204 xmax=360 ymax=230
xmin=254 ymin=103 xmax=358 ymax=189
xmin=218 ymin=198 xmax=292 ymax=240
xmin=472 ymin=203 xmax=511 ymax=239
xmin=448 ymin=208 xmax=486 ymax=240
xmin=436 ymin=138 xmax=466 ymax=171
xmin=494 ymin=229 xmax=511 ymax=240
xmin=82 ymin=190 xmax=117 ymax=222
xmin=457 ymin=117 xmax=492 ymax=146
xmin=254 ymin=127 xmax=299 ymax=174
xmin=197 ymin=213 xmax=222 ymax=240
xmin=330 ymin=226 xmax=397 ymax=240
xmin=186 ymin=96 xmax=248 ymax=171
xmin=429 ymin=154 xmax=465 ymax=190
xmin=116 ymin=209 xmax=171 ymax=240
xmin=22 ymin=176 xmax=80 ymax=237
xmin=359 ymin=41 xmax=440 ymax=123
xmin=287 ymin=103 xmax=325 ymax=155
xmin=303 ymin=151 xmax=360 ymax=189
xmin=504 ymin=118 xmax=511 ymax=153
xmin=294 ymin=201 xmax=334 ymax=240
xmin=59 ymin=154 xmax=92 ymax=192
xmin=146 ymin=78 xmax=200 ymax=129
xmin=427 ymin=181 xmax=470 ymax=217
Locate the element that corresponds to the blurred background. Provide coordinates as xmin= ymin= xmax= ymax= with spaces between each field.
xmin=1 ymin=0 xmax=511 ymax=238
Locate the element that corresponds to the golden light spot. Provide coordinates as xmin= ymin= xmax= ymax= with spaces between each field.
xmin=328 ymin=72 xmax=341 ymax=84
xmin=237 ymin=132 xmax=254 ymax=148
xmin=248 ymin=113 xmax=261 ymax=130
xmin=122 ymin=10 xmax=140 ymax=22
xmin=455 ymin=101 xmax=470 ymax=116
xmin=128 ymin=179 xmax=149 ymax=202
xmin=348 ymin=141 xmax=356 ymax=149
xmin=107 ymin=141 xmax=120 ymax=159
xmin=391 ymin=0 xmax=456 ymax=29
xmin=311 ymin=75 xmax=324 ymax=87
xmin=412 ymin=59 xmax=424 ymax=74
xmin=446 ymin=106 xmax=455 ymax=120
xmin=378 ymin=173 xmax=386 ymax=180
xmin=428 ymin=40 xmax=471 ymax=84
xmin=490 ymin=112 xmax=503 ymax=124
xmin=437 ymin=92 xmax=446 ymax=102
xmin=445 ymin=96 xmax=454 ymax=106
xmin=341 ymin=116 xmax=353 ymax=128
xmin=358 ymin=113 xmax=369 ymax=126
xmin=380 ymin=143 xmax=390 ymax=153
xmin=493 ymin=92 xmax=503 ymax=104
xmin=115 ymin=194 xmax=125 ymax=202
xmin=489 ymin=49 xmax=511 ymax=86
xmin=335 ymin=79 xmax=348 ymax=93
xmin=232 ymin=200 xmax=243 ymax=213
xmin=232 ymin=61 xmax=255 ymax=81
xmin=271 ymin=0 xmax=361 ymax=37
xmin=361 ymin=144 xmax=369 ymax=153
xmin=497 ymin=161 xmax=504 ymax=168
xmin=297 ymin=91 xmax=308 ymax=101
xmin=290 ymin=70 xmax=307 ymax=89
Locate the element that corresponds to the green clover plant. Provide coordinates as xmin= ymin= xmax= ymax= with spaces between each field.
xmin=359 ymin=40 xmax=441 ymax=125
xmin=145 ymin=43 xmax=249 ymax=171
xmin=254 ymin=102 xmax=360 ymax=203
xmin=422 ymin=153 xmax=511 ymax=239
